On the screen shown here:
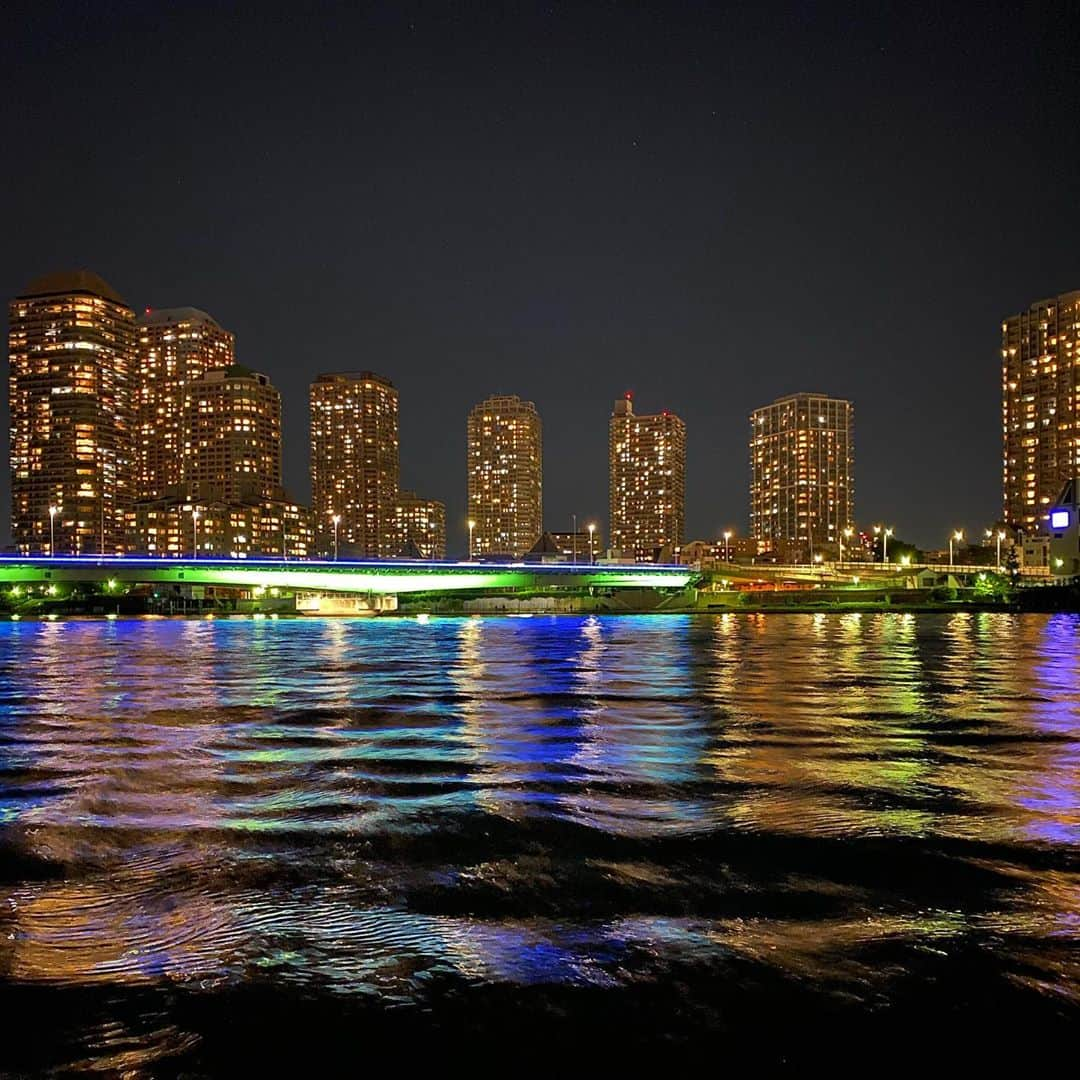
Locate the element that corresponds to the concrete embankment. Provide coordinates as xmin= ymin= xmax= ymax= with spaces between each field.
xmin=6 ymin=583 xmax=1078 ymax=619
xmin=395 ymin=586 xmax=1025 ymax=616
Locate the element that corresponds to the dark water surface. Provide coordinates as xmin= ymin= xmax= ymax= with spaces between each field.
xmin=1 ymin=612 xmax=1079 ymax=1070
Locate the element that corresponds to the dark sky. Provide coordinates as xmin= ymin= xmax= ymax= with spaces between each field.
xmin=3 ymin=1 xmax=1079 ymax=553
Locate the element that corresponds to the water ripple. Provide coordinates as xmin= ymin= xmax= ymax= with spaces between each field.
xmin=2 ymin=612 xmax=1079 ymax=1068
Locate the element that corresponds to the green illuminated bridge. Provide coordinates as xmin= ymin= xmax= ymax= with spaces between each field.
xmin=0 ymin=556 xmax=695 ymax=602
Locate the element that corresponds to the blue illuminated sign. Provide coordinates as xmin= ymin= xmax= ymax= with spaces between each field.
xmin=1050 ymin=509 xmax=1070 ymax=530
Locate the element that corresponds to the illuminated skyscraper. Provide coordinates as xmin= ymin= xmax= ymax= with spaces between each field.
xmin=466 ymin=394 xmax=543 ymax=558
xmin=310 ymin=371 xmax=400 ymax=557
xmin=183 ymin=365 xmax=282 ymax=503
xmin=608 ymin=394 xmax=686 ymax=561
xmin=1002 ymin=290 xmax=1080 ymax=532
xmin=8 ymin=270 xmax=135 ymax=554
xmin=749 ymin=392 xmax=853 ymax=558
xmin=395 ymin=490 xmax=446 ymax=559
xmin=135 ymin=307 xmax=234 ymax=500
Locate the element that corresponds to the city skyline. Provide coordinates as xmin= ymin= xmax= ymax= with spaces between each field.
xmin=9 ymin=265 xmax=1080 ymax=558
xmin=3 ymin=6 xmax=1077 ymax=553
xmin=6 ymin=271 xmax=1080 ymax=555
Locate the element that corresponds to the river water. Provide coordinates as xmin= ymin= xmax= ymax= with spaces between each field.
xmin=1 ymin=612 xmax=1078 ymax=1070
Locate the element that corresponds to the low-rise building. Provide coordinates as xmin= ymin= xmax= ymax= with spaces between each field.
xmin=546 ymin=529 xmax=602 ymax=563
xmin=394 ymin=490 xmax=446 ymax=559
xmin=1020 ymin=534 xmax=1050 ymax=569
xmin=1048 ymin=478 xmax=1080 ymax=576
xmin=127 ymin=495 xmax=314 ymax=559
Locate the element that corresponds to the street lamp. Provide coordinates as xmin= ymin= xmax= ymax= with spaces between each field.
xmin=468 ymin=519 xmax=476 ymax=561
xmin=192 ymin=509 xmax=201 ymax=559
xmin=332 ymin=514 xmax=341 ymax=561
xmin=723 ymin=530 xmax=732 ymax=562
xmin=48 ymin=505 xmax=59 ymax=557
xmin=873 ymin=525 xmax=893 ymax=564
xmin=587 ymin=522 xmax=596 ymax=564
xmin=986 ymin=528 xmax=1006 ymax=569
xmin=840 ymin=526 xmax=853 ymax=566
xmin=949 ymin=529 xmax=963 ymax=568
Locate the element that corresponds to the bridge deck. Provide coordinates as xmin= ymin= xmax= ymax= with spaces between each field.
xmin=0 ymin=556 xmax=696 ymax=595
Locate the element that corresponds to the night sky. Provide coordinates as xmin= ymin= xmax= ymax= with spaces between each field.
xmin=3 ymin=1 xmax=1079 ymax=553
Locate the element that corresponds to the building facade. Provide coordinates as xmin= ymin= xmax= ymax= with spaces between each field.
xmin=546 ymin=529 xmax=603 ymax=563
xmin=135 ymin=307 xmax=234 ymax=500
xmin=749 ymin=392 xmax=853 ymax=560
xmin=466 ymin=394 xmax=543 ymax=558
xmin=394 ymin=490 xmax=446 ymax=559
xmin=183 ymin=365 xmax=282 ymax=504
xmin=127 ymin=495 xmax=314 ymax=559
xmin=1002 ymin=290 xmax=1080 ymax=533
xmin=608 ymin=394 xmax=686 ymax=562
xmin=8 ymin=270 xmax=136 ymax=555
xmin=310 ymin=372 xmax=400 ymax=557
xmin=1047 ymin=477 xmax=1080 ymax=576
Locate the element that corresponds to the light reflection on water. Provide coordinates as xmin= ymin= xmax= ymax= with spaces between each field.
xmin=1 ymin=612 xmax=1079 ymax=1069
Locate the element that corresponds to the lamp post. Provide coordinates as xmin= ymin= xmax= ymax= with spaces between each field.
xmin=192 ymin=509 xmax=200 ymax=560
xmin=949 ymin=529 xmax=963 ymax=568
xmin=873 ymin=524 xmax=893 ymax=564
xmin=48 ymin=505 xmax=59 ymax=557
xmin=588 ymin=522 xmax=596 ymax=565
xmin=986 ymin=528 xmax=1006 ymax=569
xmin=723 ymin=530 xmax=732 ymax=562
xmin=468 ymin=519 xmax=475 ymax=561
xmin=840 ymin=526 xmax=853 ymax=566
xmin=332 ymin=514 xmax=341 ymax=561
xmin=571 ymin=513 xmax=577 ymax=564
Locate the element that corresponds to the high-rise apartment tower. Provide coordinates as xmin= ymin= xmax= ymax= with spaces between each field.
xmin=8 ymin=270 xmax=136 ymax=554
xmin=1002 ymin=290 xmax=1080 ymax=532
xmin=466 ymin=394 xmax=543 ymax=558
xmin=183 ymin=365 xmax=282 ymax=503
xmin=135 ymin=307 xmax=234 ymax=500
xmin=310 ymin=371 xmax=400 ymax=557
xmin=749 ymin=392 xmax=853 ymax=558
xmin=608 ymin=394 xmax=686 ymax=562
